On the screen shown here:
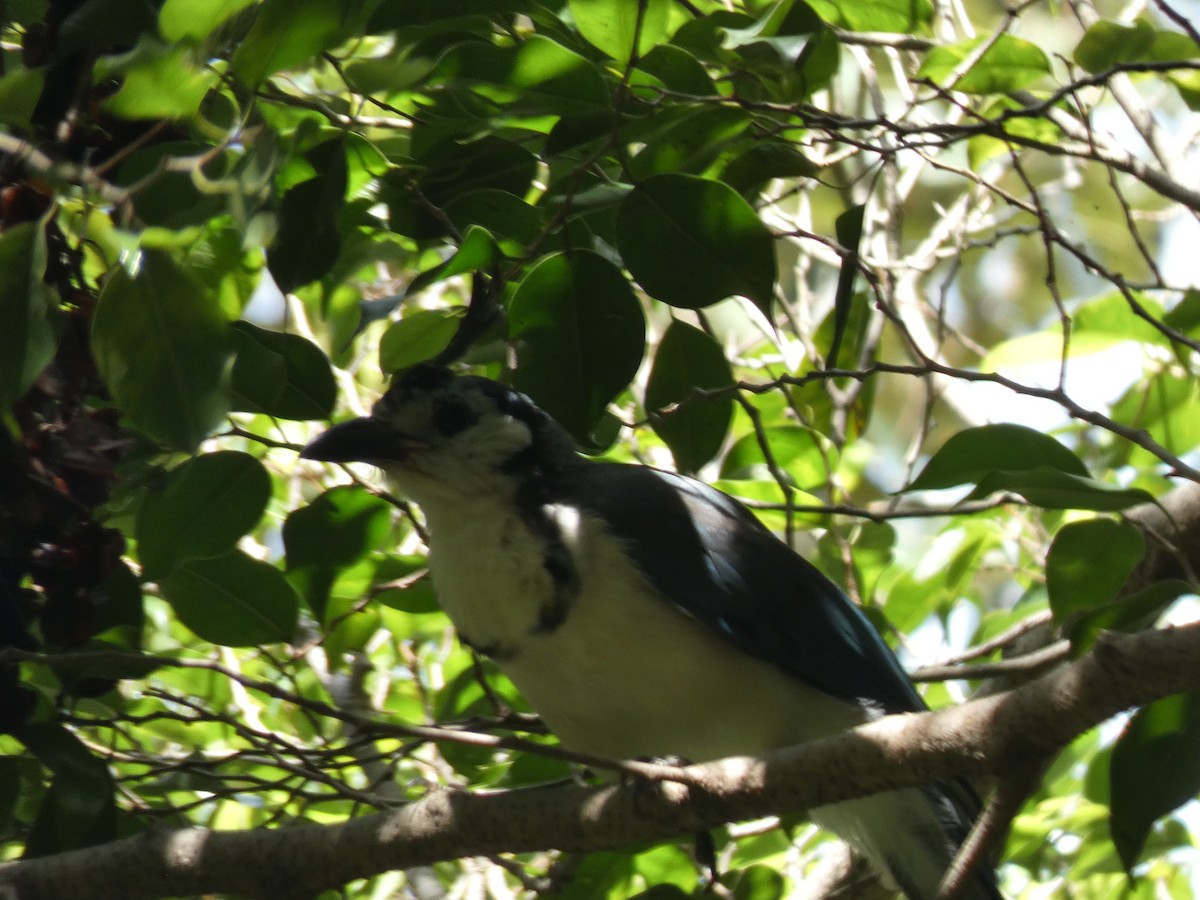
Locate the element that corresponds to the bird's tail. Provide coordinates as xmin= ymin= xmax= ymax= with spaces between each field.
xmin=811 ymin=783 xmax=1003 ymax=900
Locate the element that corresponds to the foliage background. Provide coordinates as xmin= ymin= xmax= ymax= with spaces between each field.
xmin=1 ymin=0 xmax=1200 ymax=897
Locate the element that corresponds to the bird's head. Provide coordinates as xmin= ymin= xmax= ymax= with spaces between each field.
xmin=301 ymin=365 xmax=578 ymax=503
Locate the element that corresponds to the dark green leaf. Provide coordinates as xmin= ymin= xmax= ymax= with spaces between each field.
xmin=0 ymin=757 xmax=19 ymax=832
xmin=617 ymin=174 xmax=776 ymax=313
xmin=570 ymin=0 xmax=671 ymax=62
xmin=58 ymin=0 xmax=158 ymax=54
xmin=1074 ymin=19 xmax=1157 ymax=73
xmin=1046 ymin=519 xmax=1144 ymax=629
xmin=827 ymin=204 xmax=865 ymax=368
xmin=18 ymin=723 xmax=115 ymax=856
xmin=1071 ymin=580 xmax=1192 ymax=652
xmin=385 ymin=136 xmax=539 ymax=241
xmin=1110 ymin=691 xmax=1200 ymax=872
xmin=966 ymin=467 xmax=1155 ymax=511
xmin=160 ymin=550 xmax=300 ymax=646
xmin=645 ymin=321 xmax=734 ymax=473
xmin=433 ymin=36 xmax=609 ymax=117
xmin=509 ymin=251 xmax=645 ymax=446
xmin=379 ymin=308 xmax=465 ymax=374
xmin=231 ymin=322 xmax=337 ymax=420
xmin=907 ymin=424 xmax=1088 ymax=491
xmin=115 ymin=142 xmax=226 ymax=228
xmin=635 ymin=44 xmax=717 ymax=95
xmin=284 ymin=486 xmax=394 ymax=616
xmin=231 ymin=0 xmax=353 ymax=87
xmin=137 ymin=451 xmax=271 ymax=579
xmin=0 ymin=69 xmax=46 ymax=127
xmin=628 ymin=106 xmax=750 ymax=179
xmin=918 ymin=35 xmax=1050 ymax=94
xmin=92 ymin=251 xmax=234 ymax=451
xmin=444 ymin=191 xmax=544 ymax=251
xmin=267 ymin=138 xmax=348 ymax=292
xmin=718 ymin=142 xmax=815 ymax=197
xmin=0 ymin=223 xmax=58 ymax=410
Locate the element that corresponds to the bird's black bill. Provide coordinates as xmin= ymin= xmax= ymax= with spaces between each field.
xmin=301 ymin=417 xmax=408 ymax=464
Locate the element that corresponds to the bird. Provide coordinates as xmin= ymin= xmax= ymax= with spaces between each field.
xmin=301 ymin=363 xmax=1002 ymax=900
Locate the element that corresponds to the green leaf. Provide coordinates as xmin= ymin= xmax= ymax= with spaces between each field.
xmin=0 ymin=223 xmax=58 ymax=409
xmin=635 ymin=44 xmax=717 ymax=95
xmin=718 ymin=141 xmax=816 ymax=198
xmin=284 ymin=486 xmax=394 ymax=617
xmin=230 ymin=322 xmax=337 ymax=420
xmin=509 ymin=251 xmax=645 ymax=446
xmin=1110 ymin=691 xmax=1200 ymax=872
xmin=627 ymin=106 xmax=751 ymax=179
xmin=966 ymin=467 xmax=1155 ymax=511
xmin=444 ymin=191 xmax=544 ymax=252
xmin=645 ymin=321 xmax=734 ymax=473
xmin=267 ymin=138 xmax=348 ymax=293
xmin=92 ymin=250 xmax=234 ymax=451
xmin=732 ymin=864 xmax=787 ymax=900
xmin=907 ymin=424 xmax=1088 ymax=491
xmin=159 ymin=0 xmax=255 ymax=42
xmin=379 ymin=308 xmax=465 ymax=374
xmin=385 ymin=136 xmax=539 ymax=241
xmin=919 ymin=35 xmax=1051 ymax=94
xmin=1071 ymin=580 xmax=1192 ymax=652
xmin=137 ymin=451 xmax=271 ymax=579
xmin=1046 ymin=519 xmax=1144 ymax=630
xmin=721 ymin=425 xmax=833 ymax=488
xmin=405 ymin=226 xmax=498 ymax=297
xmin=827 ymin=204 xmax=865 ymax=368
xmin=807 ymin=0 xmax=932 ymax=32
xmin=114 ymin=142 xmax=226 ymax=229
xmin=617 ymin=174 xmax=776 ymax=313
xmin=101 ymin=40 xmax=215 ymax=119
xmin=570 ymin=0 xmax=671 ymax=62
xmin=433 ymin=36 xmax=609 ymax=117
xmin=0 ymin=69 xmax=46 ymax=127
xmin=1074 ymin=19 xmax=1157 ymax=73
xmin=231 ymin=0 xmax=351 ymax=87
xmin=160 ymin=550 xmax=300 ymax=646
xmin=18 ymin=723 xmax=115 ymax=856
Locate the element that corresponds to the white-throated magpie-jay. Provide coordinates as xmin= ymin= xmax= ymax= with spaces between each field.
xmin=302 ymin=364 xmax=1001 ymax=900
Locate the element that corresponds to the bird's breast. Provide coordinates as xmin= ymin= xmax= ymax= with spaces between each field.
xmin=422 ymin=498 xmax=864 ymax=762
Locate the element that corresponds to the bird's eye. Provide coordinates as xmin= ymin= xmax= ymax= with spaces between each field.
xmin=432 ymin=398 xmax=478 ymax=437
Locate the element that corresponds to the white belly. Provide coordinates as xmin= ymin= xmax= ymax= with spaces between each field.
xmin=423 ymin=497 xmax=863 ymax=762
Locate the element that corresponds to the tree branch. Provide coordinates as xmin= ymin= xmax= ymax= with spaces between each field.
xmin=3 ymin=622 xmax=1197 ymax=900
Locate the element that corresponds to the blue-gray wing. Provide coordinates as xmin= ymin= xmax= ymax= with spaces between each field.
xmin=562 ymin=463 xmax=925 ymax=714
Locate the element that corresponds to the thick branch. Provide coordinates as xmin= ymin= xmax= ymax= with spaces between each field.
xmin=2 ymin=622 xmax=1197 ymax=900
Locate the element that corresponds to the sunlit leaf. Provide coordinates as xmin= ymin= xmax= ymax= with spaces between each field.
xmin=1046 ymin=519 xmax=1144 ymax=629
xmin=919 ymin=35 xmax=1050 ymax=93
xmin=907 ymin=424 xmax=1088 ymax=491
xmin=570 ymin=0 xmax=671 ymax=62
